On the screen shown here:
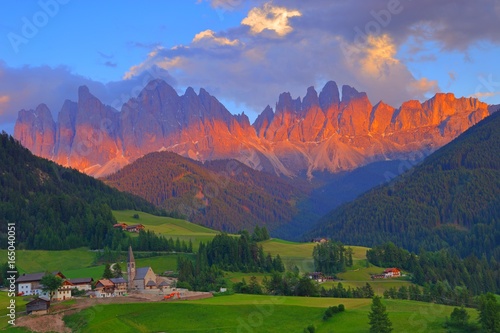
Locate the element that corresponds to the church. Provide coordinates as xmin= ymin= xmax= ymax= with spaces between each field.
xmin=127 ymin=246 xmax=158 ymax=290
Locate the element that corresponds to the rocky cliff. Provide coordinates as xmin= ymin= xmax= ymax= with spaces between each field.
xmin=14 ymin=79 xmax=491 ymax=178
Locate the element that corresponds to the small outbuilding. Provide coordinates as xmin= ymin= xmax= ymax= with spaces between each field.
xmin=26 ymin=297 xmax=50 ymax=315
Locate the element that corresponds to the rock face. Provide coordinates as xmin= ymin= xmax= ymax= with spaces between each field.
xmin=14 ymin=79 xmax=492 ymax=178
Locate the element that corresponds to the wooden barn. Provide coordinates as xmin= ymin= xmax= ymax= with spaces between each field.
xmin=26 ymin=297 xmax=50 ymax=315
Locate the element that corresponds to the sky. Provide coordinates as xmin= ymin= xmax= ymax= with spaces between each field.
xmin=1 ymin=0 xmax=500 ymax=134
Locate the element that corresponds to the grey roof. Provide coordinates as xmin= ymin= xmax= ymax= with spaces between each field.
xmin=17 ymin=271 xmax=64 ymax=283
xmin=159 ymin=281 xmax=169 ymax=286
xmin=110 ymin=277 xmax=127 ymax=284
xmin=146 ymin=280 xmax=156 ymax=286
xmin=68 ymin=278 xmax=93 ymax=284
xmin=134 ymin=267 xmax=151 ymax=280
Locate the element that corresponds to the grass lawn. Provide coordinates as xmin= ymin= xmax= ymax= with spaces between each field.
xmin=0 ymin=248 xmax=95 ymax=276
xmin=112 ymin=210 xmax=219 ymax=250
xmin=0 ymin=292 xmax=28 ymax=329
xmin=62 ymin=294 xmax=471 ymax=333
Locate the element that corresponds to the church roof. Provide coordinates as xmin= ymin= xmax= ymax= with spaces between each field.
xmin=146 ymin=280 xmax=157 ymax=286
xmin=128 ymin=246 xmax=135 ymax=263
xmin=135 ymin=267 xmax=152 ymax=280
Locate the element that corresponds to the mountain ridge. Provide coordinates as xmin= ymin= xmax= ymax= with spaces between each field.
xmin=14 ymin=79 xmax=491 ymax=178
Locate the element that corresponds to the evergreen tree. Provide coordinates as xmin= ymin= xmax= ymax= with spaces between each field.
xmin=478 ymin=293 xmax=500 ymax=333
xmin=102 ymin=263 xmax=113 ymax=279
xmin=113 ymin=263 xmax=123 ymax=278
xmin=368 ymin=296 xmax=393 ymax=333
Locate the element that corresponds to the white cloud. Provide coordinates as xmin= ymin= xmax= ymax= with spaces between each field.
xmin=241 ymin=2 xmax=301 ymax=37
xmin=470 ymin=91 xmax=500 ymax=99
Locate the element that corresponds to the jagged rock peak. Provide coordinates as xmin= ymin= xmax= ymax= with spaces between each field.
xmin=302 ymin=86 xmax=319 ymax=110
xmin=276 ymin=92 xmax=301 ymax=113
xmin=319 ymin=80 xmax=340 ymax=111
xmin=341 ymin=85 xmax=367 ymax=103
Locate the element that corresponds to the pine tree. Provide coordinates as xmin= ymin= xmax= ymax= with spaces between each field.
xmin=102 ymin=263 xmax=113 ymax=279
xmin=478 ymin=293 xmax=500 ymax=333
xmin=368 ymin=296 xmax=393 ymax=333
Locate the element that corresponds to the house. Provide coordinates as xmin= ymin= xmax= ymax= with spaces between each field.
xmin=68 ymin=278 xmax=94 ymax=291
xmin=127 ymin=246 xmax=158 ymax=290
xmin=94 ymin=279 xmax=115 ymax=297
xmin=311 ymin=238 xmax=328 ymax=243
xmin=125 ymin=224 xmax=145 ymax=233
xmin=113 ymin=223 xmax=128 ymax=230
xmin=308 ymin=272 xmax=325 ymax=282
xmin=16 ymin=271 xmax=66 ymax=296
xmin=109 ymin=277 xmax=127 ymax=296
xmin=383 ymin=268 xmax=401 ymax=278
xmin=51 ymin=280 xmax=74 ymax=301
xmin=26 ymin=297 xmax=50 ymax=315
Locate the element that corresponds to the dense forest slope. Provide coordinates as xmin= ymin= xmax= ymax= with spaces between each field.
xmin=308 ymin=111 xmax=500 ymax=260
xmin=0 ymin=133 xmax=166 ymax=250
xmin=103 ymin=152 xmax=303 ymax=232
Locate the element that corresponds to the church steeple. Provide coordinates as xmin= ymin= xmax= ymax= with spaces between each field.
xmin=127 ymin=245 xmax=136 ymax=290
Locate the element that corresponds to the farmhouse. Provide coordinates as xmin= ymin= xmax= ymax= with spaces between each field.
xmin=26 ymin=297 xmax=50 ymax=315
xmin=113 ymin=223 xmax=128 ymax=230
xmin=383 ymin=268 xmax=401 ymax=278
xmin=52 ymin=280 xmax=74 ymax=301
xmin=308 ymin=272 xmax=325 ymax=282
xmin=371 ymin=268 xmax=402 ymax=279
xmin=16 ymin=271 xmax=66 ymax=296
xmin=94 ymin=279 xmax=115 ymax=297
xmin=125 ymin=224 xmax=145 ymax=233
xmin=110 ymin=277 xmax=127 ymax=295
xmin=68 ymin=277 xmax=94 ymax=291
xmin=311 ymin=237 xmax=328 ymax=243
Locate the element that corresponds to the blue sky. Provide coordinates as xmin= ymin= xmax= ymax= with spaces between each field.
xmin=1 ymin=0 xmax=499 ymax=133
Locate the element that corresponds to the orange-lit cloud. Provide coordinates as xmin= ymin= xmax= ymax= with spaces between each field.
xmin=0 ymin=95 xmax=10 ymax=104
xmin=241 ymin=2 xmax=301 ymax=37
xmin=408 ymin=77 xmax=440 ymax=95
xmin=193 ymin=29 xmax=241 ymax=46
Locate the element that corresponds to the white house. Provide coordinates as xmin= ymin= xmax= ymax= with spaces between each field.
xmin=16 ymin=271 xmax=66 ymax=296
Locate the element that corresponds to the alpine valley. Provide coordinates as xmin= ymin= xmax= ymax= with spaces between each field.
xmin=13 ymin=79 xmax=497 ymax=236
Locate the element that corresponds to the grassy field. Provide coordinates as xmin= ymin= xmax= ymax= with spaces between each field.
xmin=61 ymin=294 xmax=473 ymax=333
xmin=112 ymin=210 xmax=219 ymax=250
xmin=0 ymin=292 xmax=28 ymax=330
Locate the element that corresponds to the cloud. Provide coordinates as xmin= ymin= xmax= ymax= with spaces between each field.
xmin=0 ymin=62 xmax=176 ymax=133
xmin=104 ymin=61 xmax=117 ymax=68
xmin=98 ymin=51 xmax=114 ymax=59
xmin=470 ymin=91 xmax=500 ymax=99
xmin=193 ymin=29 xmax=241 ymax=46
xmin=207 ymin=0 xmax=245 ymax=10
xmin=407 ymin=77 xmax=440 ymax=96
xmin=241 ymin=2 xmax=301 ymax=37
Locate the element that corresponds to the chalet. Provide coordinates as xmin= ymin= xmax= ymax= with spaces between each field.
xmin=371 ymin=268 xmax=402 ymax=280
xmin=113 ymin=223 xmax=128 ymax=230
xmin=125 ymin=224 xmax=145 ymax=233
xmin=109 ymin=277 xmax=127 ymax=296
xmin=26 ymin=297 xmax=50 ymax=315
xmin=68 ymin=278 xmax=94 ymax=291
xmin=383 ymin=268 xmax=401 ymax=278
xmin=16 ymin=271 xmax=66 ymax=296
xmin=94 ymin=279 xmax=115 ymax=297
xmin=52 ymin=280 xmax=74 ymax=301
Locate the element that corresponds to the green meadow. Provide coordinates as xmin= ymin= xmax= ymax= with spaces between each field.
xmin=112 ymin=210 xmax=219 ymax=250
xmin=61 ymin=294 xmax=472 ymax=333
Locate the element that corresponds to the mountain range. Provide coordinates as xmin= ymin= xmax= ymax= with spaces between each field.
xmin=13 ymin=79 xmax=493 ymax=179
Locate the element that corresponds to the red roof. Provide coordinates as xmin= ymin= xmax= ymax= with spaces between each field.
xmin=383 ymin=268 xmax=400 ymax=273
